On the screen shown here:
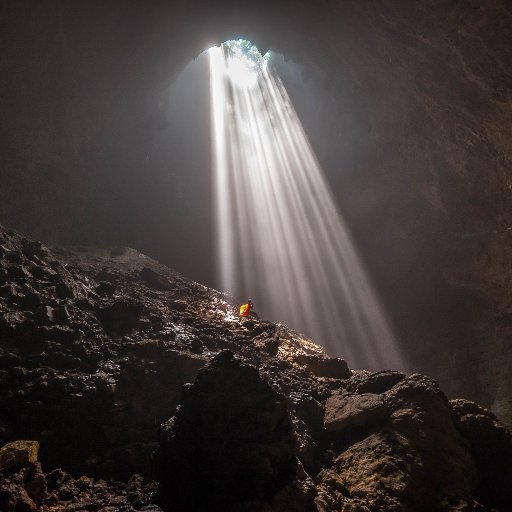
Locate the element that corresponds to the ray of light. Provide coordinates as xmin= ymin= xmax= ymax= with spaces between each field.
xmin=209 ymin=41 xmax=406 ymax=371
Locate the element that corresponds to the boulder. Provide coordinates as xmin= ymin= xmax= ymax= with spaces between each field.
xmin=24 ymin=462 xmax=47 ymax=505
xmin=324 ymin=393 xmax=387 ymax=432
xmin=295 ymin=354 xmax=351 ymax=379
xmin=157 ymin=351 xmax=300 ymax=510
xmin=96 ymin=300 xmax=143 ymax=333
xmin=355 ymin=370 xmax=405 ymax=394
xmin=139 ymin=267 xmax=171 ymax=291
xmin=21 ymin=240 xmax=50 ymax=260
xmin=18 ymin=293 xmax=41 ymax=309
xmin=0 ymin=441 xmax=39 ymax=474
xmin=35 ymin=305 xmax=54 ymax=324
xmin=53 ymin=305 xmax=70 ymax=324
xmin=55 ymin=282 xmax=75 ymax=299
xmin=319 ymin=375 xmax=480 ymax=511
xmin=96 ymin=281 xmax=116 ymax=296
xmin=451 ymin=398 xmax=512 ymax=509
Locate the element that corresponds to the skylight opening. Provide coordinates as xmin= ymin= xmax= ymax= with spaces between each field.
xmin=210 ymin=39 xmax=270 ymax=89
xmin=223 ymin=39 xmax=271 ymax=70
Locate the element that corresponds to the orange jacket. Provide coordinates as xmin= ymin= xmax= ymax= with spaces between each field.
xmin=239 ymin=303 xmax=252 ymax=317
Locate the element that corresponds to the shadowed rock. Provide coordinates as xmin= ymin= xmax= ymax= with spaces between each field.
xmin=0 ymin=450 xmax=160 ymax=512
xmin=319 ymin=375 xmax=479 ymax=511
xmin=157 ymin=351 xmax=303 ymax=511
xmin=96 ymin=300 xmax=144 ymax=333
xmin=139 ymin=267 xmax=172 ymax=291
xmin=295 ymin=354 xmax=351 ymax=379
xmin=355 ymin=370 xmax=406 ymax=394
xmin=451 ymin=398 xmax=512 ymax=509
xmin=324 ymin=393 xmax=387 ymax=432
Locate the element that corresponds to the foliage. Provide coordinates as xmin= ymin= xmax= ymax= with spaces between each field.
xmin=223 ymin=39 xmax=270 ymax=71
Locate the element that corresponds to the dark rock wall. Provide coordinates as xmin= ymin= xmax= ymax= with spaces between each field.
xmin=1 ymin=0 xmax=511 ymax=424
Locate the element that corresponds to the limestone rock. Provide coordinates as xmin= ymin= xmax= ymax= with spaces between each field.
xmin=157 ymin=351 xmax=302 ymax=510
xmin=96 ymin=300 xmax=144 ymax=332
xmin=451 ymin=398 xmax=512 ymax=509
xmin=55 ymin=282 xmax=74 ymax=299
xmin=24 ymin=462 xmax=47 ymax=505
xmin=0 ymin=441 xmax=39 ymax=474
xmin=355 ymin=370 xmax=405 ymax=394
xmin=35 ymin=305 xmax=54 ymax=324
xmin=96 ymin=280 xmax=116 ymax=296
xmin=139 ymin=267 xmax=171 ymax=291
xmin=0 ymin=485 xmax=36 ymax=512
xmin=319 ymin=375 xmax=480 ymax=511
xmin=295 ymin=354 xmax=351 ymax=379
xmin=324 ymin=392 xmax=387 ymax=432
xmin=53 ymin=305 xmax=70 ymax=324
xmin=170 ymin=300 xmax=187 ymax=311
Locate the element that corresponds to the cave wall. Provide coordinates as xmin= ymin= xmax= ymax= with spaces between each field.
xmin=1 ymin=0 xmax=511 ymax=424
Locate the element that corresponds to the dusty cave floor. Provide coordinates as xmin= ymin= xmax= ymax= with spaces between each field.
xmin=0 ymin=223 xmax=511 ymax=512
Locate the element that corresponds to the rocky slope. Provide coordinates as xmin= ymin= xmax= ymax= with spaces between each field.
xmin=0 ymin=224 xmax=511 ymax=511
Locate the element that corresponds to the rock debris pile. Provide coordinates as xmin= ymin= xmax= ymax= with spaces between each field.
xmin=0 ymin=224 xmax=511 ymax=511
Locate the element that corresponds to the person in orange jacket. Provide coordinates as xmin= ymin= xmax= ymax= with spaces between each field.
xmin=239 ymin=299 xmax=253 ymax=320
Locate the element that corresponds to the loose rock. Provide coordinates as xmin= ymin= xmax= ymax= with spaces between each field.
xmin=0 ymin=441 xmax=39 ymax=473
xmin=324 ymin=393 xmax=387 ymax=432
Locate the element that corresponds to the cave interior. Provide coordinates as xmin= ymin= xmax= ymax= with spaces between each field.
xmin=1 ymin=0 xmax=512 ymax=450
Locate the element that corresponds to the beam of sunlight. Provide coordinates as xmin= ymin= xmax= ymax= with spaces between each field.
xmin=209 ymin=40 xmax=405 ymax=371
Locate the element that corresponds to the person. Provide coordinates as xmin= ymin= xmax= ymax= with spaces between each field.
xmin=238 ymin=299 xmax=253 ymax=320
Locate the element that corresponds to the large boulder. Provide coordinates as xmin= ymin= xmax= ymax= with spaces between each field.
xmin=139 ymin=267 xmax=172 ymax=291
xmin=355 ymin=370 xmax=405 ymax=394
xmin=0 ymin=441 xmax=39 ymax=474
xmin=295 ymin=354 xmax=351 ymax=379
xmin=319 ymin=375 xmax=480 ymax=511
xmin=157 ymin=351 xmax=303 ymax=511
xmin=451 ymin=398 xmax=512 ymax=509
xmin=95 ymin=300 xmax=144 ymax=333
xmin=324 ymin=393 xmax=387 ymax=432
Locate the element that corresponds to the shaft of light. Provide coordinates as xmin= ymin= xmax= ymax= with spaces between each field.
xmin=209 ymin=44 xmax=405 ymax=371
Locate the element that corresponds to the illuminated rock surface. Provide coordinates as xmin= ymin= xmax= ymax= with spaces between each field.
xmin=0 ymin=225 xmax=511 ymax=511
xmin=324 ymin=393 xmax=387 ymax=432
xmin=0 ymin=441 xmax=39 ymax=473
